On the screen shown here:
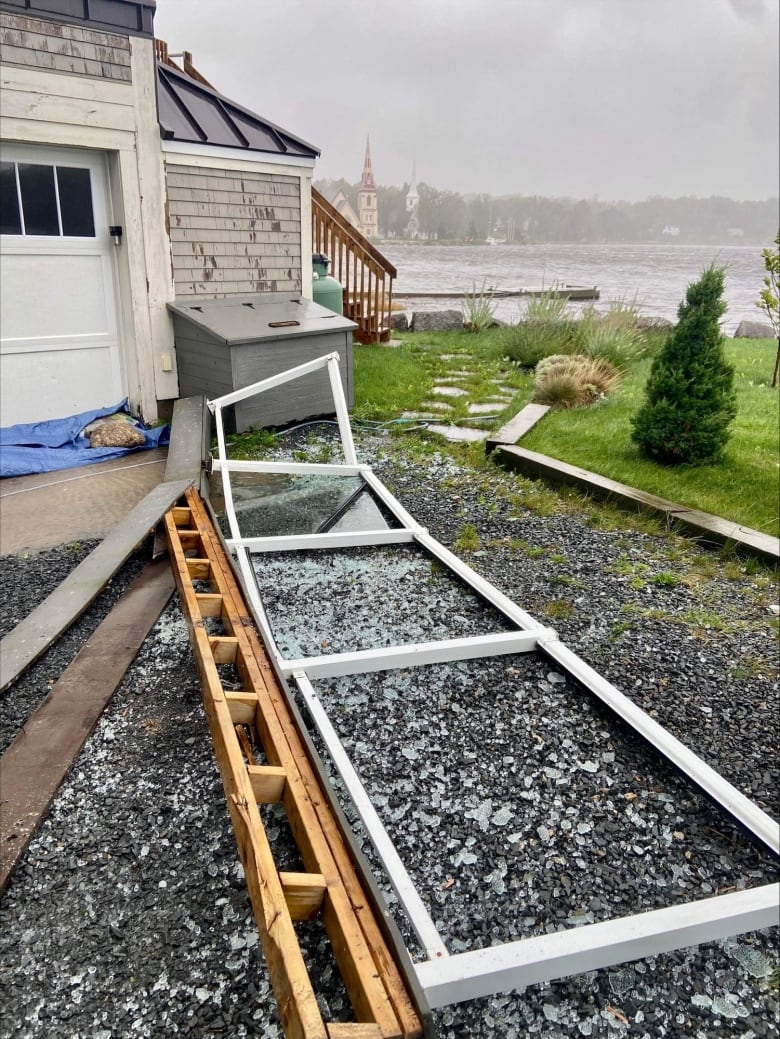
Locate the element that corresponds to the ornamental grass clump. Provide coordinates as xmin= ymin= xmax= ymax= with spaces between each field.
xmin=499 ymin=286 xmax=586 ymax=367
xmin=631 ymin=264 xmax=736 ymax=465
xmin=533 ymin=354 xmax=622 ymax=409
xmin=461 ymin=280 xmax=498 ymax=332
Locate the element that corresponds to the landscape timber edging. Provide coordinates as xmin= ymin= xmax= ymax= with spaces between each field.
xmin=494 ymin=443 xmax=779 ymax=563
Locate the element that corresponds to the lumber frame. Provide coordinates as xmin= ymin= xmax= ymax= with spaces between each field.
xmin=164 ymin=493 xmax=423 ymax=1039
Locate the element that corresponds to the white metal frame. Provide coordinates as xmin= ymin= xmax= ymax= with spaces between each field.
xmin=208 ymin=353 xmax=780 ymax=1007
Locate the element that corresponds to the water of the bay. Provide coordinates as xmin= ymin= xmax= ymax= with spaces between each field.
xmin=380 ymin=243 xmax=768 ymax=332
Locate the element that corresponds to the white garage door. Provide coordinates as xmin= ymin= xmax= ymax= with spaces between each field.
xmin=0 ymin=144 xmax=124 ymax=427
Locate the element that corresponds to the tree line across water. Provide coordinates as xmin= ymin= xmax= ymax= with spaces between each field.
xmin=316 ymin=178 xmax=777 ymax=245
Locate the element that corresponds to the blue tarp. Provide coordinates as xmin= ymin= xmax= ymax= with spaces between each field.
xmin=0 ymin=400 xmax=170 ymax=478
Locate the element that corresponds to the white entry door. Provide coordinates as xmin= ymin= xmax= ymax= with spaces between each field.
xmin=0 ymin=144 xmax=124 ymax=427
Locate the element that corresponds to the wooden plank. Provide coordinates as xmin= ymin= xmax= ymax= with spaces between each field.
xmin=0 ymin=479 xmax=191 ymax=694
xmin=186 ymin=558 xmax=212 ymax=580
xmin=0 ymin=116 xmax=135 ymax=151
xmin=171 ymin=507 xmax=192 ymax=526
xmin=279 ymin=871 xmax=328 ymax=920
xmin=248 ymin=764 xmax=287 ymax=803
xmin=210 ymin=636 xmax=238 ymax=664
xmin=165 ymin=510 xmax=327 ymax=1039
xmin=0 ymin=86 xmax=136 ymax=130
xmin=0 ymin=559 xmax=174 ymax=892
xmin=486 ymin=403 xmax=550 ymax=452
xmin=225 ymin=690 xmax=259 ymax=725
xmin=0 ymin=63 xmax=132 ymax=102
xmin=186 ymin=491 xmax=422 ymax=1038
xmin=495 ymin=446 xmax=780 ymax=563
xmin=164 ymin=395 xmax=209 ymax=487
xmin=196 ymin=593 xmax=225 ymax=617
xmin=327 ymin=1027 xmax=384 ymax=1039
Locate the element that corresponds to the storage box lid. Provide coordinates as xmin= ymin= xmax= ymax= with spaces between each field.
xmin=168 ymin=295 xmax=356 ymax=346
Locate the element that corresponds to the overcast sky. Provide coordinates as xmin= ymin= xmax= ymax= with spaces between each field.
xmin=153 ymin=0 xmax=779 ymax=202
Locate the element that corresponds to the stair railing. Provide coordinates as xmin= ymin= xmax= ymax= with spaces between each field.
xmin=312 ymin=188 xmax=397 ymax=344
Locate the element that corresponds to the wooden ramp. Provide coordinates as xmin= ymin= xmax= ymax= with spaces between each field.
xmin=165 ymin=488 xmax=425 ymax=1039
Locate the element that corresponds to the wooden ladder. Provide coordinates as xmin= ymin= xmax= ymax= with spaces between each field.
xmin=164 ymin=488 xmax=422 ymax=1039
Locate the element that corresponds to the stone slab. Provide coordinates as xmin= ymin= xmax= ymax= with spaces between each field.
xmin=426 ymin=424 xmax=489 ymax=443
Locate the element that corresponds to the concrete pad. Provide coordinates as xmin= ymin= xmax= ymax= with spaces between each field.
xmin=0 ymin=449 xmax=169 ymax=556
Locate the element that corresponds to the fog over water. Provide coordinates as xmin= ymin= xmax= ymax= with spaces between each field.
xmin=384 ymin=243 xmax=768 ymax=331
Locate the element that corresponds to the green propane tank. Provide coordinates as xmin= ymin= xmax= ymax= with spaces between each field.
xmin=312 ymin=253 xmax=343 ymax=315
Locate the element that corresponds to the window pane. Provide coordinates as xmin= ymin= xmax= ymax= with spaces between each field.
xmin=0 ymin=162 xmax=22 ymax=235
xmin=57 ymin=167 xmax=95 ymax=237
xmin=18 ymin=163 xmax=59 ymax=235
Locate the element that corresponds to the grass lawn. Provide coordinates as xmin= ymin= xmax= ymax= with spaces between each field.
xmin=353 ymin=333 xmax=779 ymax=536
xmin=521 ymin=340 xmax=779 ymax=536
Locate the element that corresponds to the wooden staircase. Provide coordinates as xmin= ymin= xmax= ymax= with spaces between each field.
xmin=312 ymin=188 xmax=397 ymax=344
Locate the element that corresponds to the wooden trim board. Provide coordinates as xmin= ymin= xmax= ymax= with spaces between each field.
xmin=164 ymin=490 xmax=423 ymax=1039
xmin=0 ymin=558 xmax=174 ymax=891
xmin=485 ymin=403 xmax=550 ymax=452
xmin=495 ymin=445 xmax=779 ymax=562
xmin=0 ymin=479 xmax=191 ymax=693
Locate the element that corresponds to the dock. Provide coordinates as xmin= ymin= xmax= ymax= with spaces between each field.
xmin=394 ymin=285 xmax=600 ymax=301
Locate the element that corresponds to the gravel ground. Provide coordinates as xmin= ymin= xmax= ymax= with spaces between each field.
xmin=1 ymin=426 xmax=778 ymax=1038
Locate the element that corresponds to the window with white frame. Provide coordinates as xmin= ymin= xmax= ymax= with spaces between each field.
xmin=0 ymin=161 xmax=95 ymax=237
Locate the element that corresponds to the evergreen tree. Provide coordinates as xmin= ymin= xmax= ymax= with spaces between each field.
xmin=631 ymin=264 xmax=736 ymax=465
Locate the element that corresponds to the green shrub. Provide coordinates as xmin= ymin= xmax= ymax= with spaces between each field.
xmin=533 ymin=354 xmax=622 ymax=409
xmin=631 ymin=264 xmax=737 ymax=465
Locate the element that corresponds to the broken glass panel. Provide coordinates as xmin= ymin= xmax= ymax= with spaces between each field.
xmin=208 ymin=470 xmax=394 ymax=539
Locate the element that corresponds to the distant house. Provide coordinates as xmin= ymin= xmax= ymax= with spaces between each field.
xmin=0 ymin=0 xmax=319 ymax=427
xmin=662 ymin=225 xmax=681 ymax=237
xmin=326 ymin=189 xmax=361 ymax=231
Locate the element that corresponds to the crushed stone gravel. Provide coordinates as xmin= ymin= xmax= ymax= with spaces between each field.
xmin=0 ymin=425 xmax=777 ymax=1038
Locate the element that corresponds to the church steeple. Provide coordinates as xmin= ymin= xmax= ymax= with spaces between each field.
xmin=360 ymin=136 xmax=376 ymax=191
xmin=358 ymin=135 xmax=378 ymax=238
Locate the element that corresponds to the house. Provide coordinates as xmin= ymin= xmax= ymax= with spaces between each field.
xmin=326 ymin=188 xmax=361 ymax=231
xmin=0 ymin=0 xmax=320 ymax=427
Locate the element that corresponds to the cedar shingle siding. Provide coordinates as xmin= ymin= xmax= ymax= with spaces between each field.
xmin=166 ymin=164 xmax=302 ymax=297
xmin=0 ymin=13 xmax=132 ymax=81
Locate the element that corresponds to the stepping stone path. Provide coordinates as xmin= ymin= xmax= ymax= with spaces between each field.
xmin=425 ymin=424 xmax=490 ymax=443
xmin=468 ymin=403 xmax=504 ymax=415
xmin=432 ymin=385 xmax=468 ymax=397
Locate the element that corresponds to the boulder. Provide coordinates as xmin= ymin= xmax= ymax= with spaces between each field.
xmin=733 ymin=319 xmax=775 ymax=339
xmin=636 ymin=316 xmax=674 ymax=332
xmin=391 ymin=311 xmax=409 ymax=331
xmin=410 ymin=309 xmax=463 ymax=332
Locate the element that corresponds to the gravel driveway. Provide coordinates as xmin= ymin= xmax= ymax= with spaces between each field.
xmin=1 ymin=428 xmax=777 ymax=1038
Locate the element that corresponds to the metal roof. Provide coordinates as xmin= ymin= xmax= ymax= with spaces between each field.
xmin=157 ymin=62 xmax=319 ymax=159
xmin=0 ymin=0 xmax=155 ymax=37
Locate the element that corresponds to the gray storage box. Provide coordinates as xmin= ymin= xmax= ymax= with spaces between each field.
xmin=168 ymin=295 xmax=357 ymax=431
